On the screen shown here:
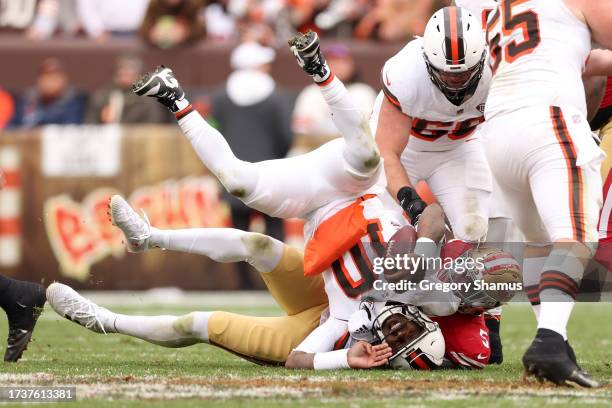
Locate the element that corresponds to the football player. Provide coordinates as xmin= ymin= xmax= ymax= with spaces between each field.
xmin=479 ymin=0 xmax=612 ymax=387
xmin=0 ymin=170 xmax=46 ymax=362
xmin=372 ymin=5 xmax=512 ymax=364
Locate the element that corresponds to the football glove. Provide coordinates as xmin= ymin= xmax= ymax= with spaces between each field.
xmin=397 ymin=186 xmax=426 ymax=224
xmin=348 ymin=298 xmax=377 ymax=342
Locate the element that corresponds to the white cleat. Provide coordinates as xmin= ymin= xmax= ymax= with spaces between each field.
xmin=46 ymin=283 xmax=116 ymax=334
xmin=109 ymin=195 xmax=151 ymax=253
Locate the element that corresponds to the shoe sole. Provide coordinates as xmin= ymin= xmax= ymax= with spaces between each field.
xmin=131 ymin=65 xmax=166 ymax=95
xmin=107 ymin=195 xmax=146 ymax=253
xmin=288 ymin=31 xmax=316 ymax=52
xmin=108 ymin=195 xmax=122 ymax=227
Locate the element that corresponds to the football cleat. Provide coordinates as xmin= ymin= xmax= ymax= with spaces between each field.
xmin=566 ymin=341 xmax=591 ymax=377
xmin=132 ymin=65 xmax=186 ymax=112
xmin=3 ymin=281 xmax=46 ymax=362
xmin=522 ymin=329 xmax=600 ymax=388
xmin=46 ymin=283 xmax=116 ymax=334
xmin=288 ymin=31 xmax=331 ymax=84
xmin=109 ymin=195 xmax=151 ymax=253
xmin=484 ymin=313 xmax=503 ymax=364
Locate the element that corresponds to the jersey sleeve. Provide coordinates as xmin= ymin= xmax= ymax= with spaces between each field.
xmin=454 ymin=0 xmax=499 ymax=28
xmin=293 ymin=317 xmax=348 ymax=353
xmin=380 ymin=45 xmax=417 ymax=117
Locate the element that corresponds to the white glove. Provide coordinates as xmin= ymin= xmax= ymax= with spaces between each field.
xmin=348 ymin=299 xmax=376 ymax=342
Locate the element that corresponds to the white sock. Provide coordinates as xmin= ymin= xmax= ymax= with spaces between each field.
xmin=177 ymin=112 xmax=257 ymax=198
xmin=536 ymin=248 xmax=585 ymax=340
xmin=113 ymin=312 xmax=214 ymax=347
xmin=523 ymin=256 xmax=546 ymax=322
xmin=149 ymin=228 xmax=284 ymax=273
xmin=537 ymin=302 xmax=574 ymax=340
xmin=319 ymin=77 xmax=379 ymax=175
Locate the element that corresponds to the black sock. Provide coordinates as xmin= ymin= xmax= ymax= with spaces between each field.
xmin=0 ymin=274 xmax=15 ymax=311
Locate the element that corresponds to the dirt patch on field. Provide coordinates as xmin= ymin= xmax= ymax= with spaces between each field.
xmin=1 ymin=373 xmax=610 ymax=400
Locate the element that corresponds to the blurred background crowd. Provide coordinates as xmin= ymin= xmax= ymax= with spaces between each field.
xmin=0 ymin=0 xmax=450 ymax=289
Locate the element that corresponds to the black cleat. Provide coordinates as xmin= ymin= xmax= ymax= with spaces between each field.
xmin=566 ymin=341 xmax=591 ymax=377
xmin=3 ymin=281 xmax=46 ymax=362
xmin=132 ymin=65 xmax=185 ymax=112
xmin=288 ymin=31 xmax=331 ymax=83
xmin=522 ymin=329 xmax=600 ymax=388
xmin=485 ymin=314 xmax=503 ymax=364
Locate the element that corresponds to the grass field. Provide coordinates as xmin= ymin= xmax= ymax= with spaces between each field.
xmin=0 ymin=292 xmax=610 ymax=407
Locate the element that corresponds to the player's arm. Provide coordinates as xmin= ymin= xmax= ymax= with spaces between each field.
xmin=584 ymin=49 xmax=612 ymax=77
xmin=285 ymin=342 xmax=392 ymax=370
xmin=375 ymin=99 xmax=428 ymax=223
xmin=567 ymin=0 xmax=612 ymax=49
xmin=375 ymin=96 xmax=413 ymax=199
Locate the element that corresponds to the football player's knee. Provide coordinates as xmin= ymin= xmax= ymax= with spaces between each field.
xmin=457 ymin=213 xmax=488 ymax=242
xmin=216 ymin=168 xmax=253 ymax=199
xmin=173 ymin=312 xmax=200 ymax=337
xmin=241 ymin=233 xmax=277 ymax=258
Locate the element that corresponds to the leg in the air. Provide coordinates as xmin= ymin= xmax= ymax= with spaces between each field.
xmin=289 ymin=31 xmax=381 ymax=187
xmin=109 ymin=195 xmax=327 ymax=316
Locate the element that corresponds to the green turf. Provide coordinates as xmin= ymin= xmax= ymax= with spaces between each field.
xmin=0 ymin=298 xmax=610 ymax=407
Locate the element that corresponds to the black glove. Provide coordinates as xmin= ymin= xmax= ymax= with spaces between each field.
xmin=397 ymin=186 xmax=426 ymax=224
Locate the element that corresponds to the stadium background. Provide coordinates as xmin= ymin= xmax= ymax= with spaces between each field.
xmin=0 ymin=0 xmax=450 ymax=291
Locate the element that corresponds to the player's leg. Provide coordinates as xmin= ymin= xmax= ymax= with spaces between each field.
xmin=132 ymin=66 xmax=259 ymax=203
xmin=289 ymin=31 xmax=382 ymax=192
xmin=46 ymin=283 xmax=326 ymax=364
xmin=424 ymin=139 xmax=492 ymax=242
xmin=109 ymin=195 xmax=327 ymax=315
xmin=132 ymin=67 xmax=374 ymax=219
xmin=0 ymin=274 xmax=46 ymax=362
xmin=516 ymin=106 xmax=602 ymax=387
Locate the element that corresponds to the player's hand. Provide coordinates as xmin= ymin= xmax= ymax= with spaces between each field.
xmin=397 ymin=186 xmax=426 ymax=224
xmin=0 ymin=169 xmax=5 ymax=190
xmin=347 ymin=341 xmax=392 ymax=369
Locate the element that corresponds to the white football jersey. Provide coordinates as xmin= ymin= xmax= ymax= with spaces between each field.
xmin=381 ymin=38 xmax=491 ymax=152
xmin=454 ymin=0 xmax=499 ymax=27
xmin=484 ymin=0 xmax=590 ymax=119
xmin=320 ymin=198 xmax=402 ymax=321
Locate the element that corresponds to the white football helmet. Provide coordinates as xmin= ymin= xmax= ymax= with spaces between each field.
xmin=422 ymin=6 xmax=487 ymax=105
xmin=372 ymin=303 xmax=445 ymax=370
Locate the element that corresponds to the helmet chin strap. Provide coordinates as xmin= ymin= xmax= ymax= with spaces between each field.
xmin=423 ymin=52 xmax=486 ymax=106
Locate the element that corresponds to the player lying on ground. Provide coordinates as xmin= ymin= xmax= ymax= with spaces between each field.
xmin=47 ymin=214 xmax=503 ymax=370
xmin=98 ymin=193 xmax=515 ymax=369
xmin=0 ymin=171 xmax=46 ymax=362
xmin=123 ymin=31 xmax=520 ymax=369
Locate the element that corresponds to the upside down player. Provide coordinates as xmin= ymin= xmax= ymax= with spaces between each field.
xmin=479 ymin=0 xmax=612 ymax=387
xmin=0 ymin=170 xmax=46 ymax=362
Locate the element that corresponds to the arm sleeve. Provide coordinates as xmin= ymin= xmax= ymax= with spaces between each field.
xmin=294 ymin=318 xmax=348 ymax=353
